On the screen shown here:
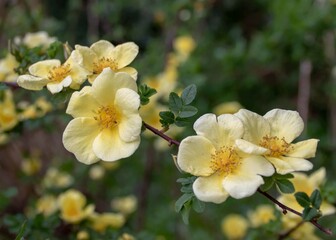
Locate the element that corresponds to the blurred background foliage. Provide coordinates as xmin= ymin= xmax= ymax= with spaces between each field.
xmin=1 ymin=0 xmax=336 ymax=239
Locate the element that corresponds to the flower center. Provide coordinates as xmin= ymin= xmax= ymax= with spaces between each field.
xmin=47 ymin=64 xmax=71 ymax=82
xmin=259 ymin=135 xmax=292 ymax=157
xmin=94 ymin=105 xmax=121 ymax=130
xmin=93 ymin=57 xmax=118 ymax=74
xmin=210 ymin=146 xmax=241 ymax=175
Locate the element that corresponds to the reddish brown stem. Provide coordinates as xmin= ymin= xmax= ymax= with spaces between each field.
xmin=143 ymin=122 xmax=180 ymax=146
xmin=258 ymin=189 xmax=332 ymax=236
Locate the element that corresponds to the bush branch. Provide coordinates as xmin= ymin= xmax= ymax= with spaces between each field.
xmin=143 ymin=122 xmax=180 ymax=146
xmin=257 ymin=188 xmax=332 ymax=236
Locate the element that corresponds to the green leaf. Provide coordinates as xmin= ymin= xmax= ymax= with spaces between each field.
xmin=192 ymin=198 xmax=205 ymax=213
xmin=175 ymin=193 xmax=194 ymax=212
xmin=276 ymin=179 xmax=295 ymax=193
xmin=275 ymin=173 xmax=294 ymax=179
xmin=295 ymin=192 xmax=311 ymax=208
xmin=175 ymin=117 xmax=193 ymax=127
xmin=181 ymin=84 xmax=197 ymax=105
xmin=181 ymin=185 xmax=193 ymax=193
xmin=179 ymin=105 xmax=198 ymax=118
xmin=302 ymin=207 xmax=321 ymax=221
xmin=159 ymin=111 xmax=175 ymax=124
xmin=177 ymin=177 xmax=196 ymax=185
xmin=181 ymin=202 xmax=192 ymax=224
xmin=260 ymin=177 xmax=274 ymax=192
xmin=15 ymin=220 xmax=27 ymax=240
xmin=310 ymin=190 xmax=322 ymax=209
xmin=169 ymin=92 xmax=183 ymax=114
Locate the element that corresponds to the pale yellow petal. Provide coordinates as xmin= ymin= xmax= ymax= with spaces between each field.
xmin=46 ymin=76 xmax=71 ymax=94
xmin=235 ymin=109 xmax=270 ymax=142
xmin=223 ymin=173 xmax=264 ymax=199
xmin=282 ymin=156 xmax=313 ymax=173
xmin=114 ymin=88 xmax=142 ymax=142
xmin=287 ymin=139 xmax=319 ymax=158
xmin=29 ymin=59 xmax=61 ymax=77
xmin=74 ymin=45 xmax=96 ymax=71
xmin=62 ymin=118 xmax=100 ymax=164
xmin=264 ymin=109 xmax=304 ymax=142
xmin=266 ymin=156 xmax=294 ymax=175
xmin=93 ymin=128 xmax=140 ymax=161
xmin=109 ymin=42 xmax=139 ymax=68
xmin=193 ymin=173 xmax=229 ymax=204
xmin=308 ymin=167 xmax=326 ymax=187
xmin=17 ymin=75 xmax=49 ymax=90
xmin=92 ymin=69 xmax=137 ymax=105
xmin=235 ymin=139 xmax=268 ymax=155
xmin=177 ymin=136 xmax=215 ymax=176
xmin=321 ymin=201 xmax=336 ymax=216
xmin=119 ymin=66 xmax=138 ymax=80
xmin=91 ymin=40 xmax=115 ymax=58
xmin=239 ymin=155 xmax=274 ymax=177
xmin=66 ymin=86 xmax=99 ymax=118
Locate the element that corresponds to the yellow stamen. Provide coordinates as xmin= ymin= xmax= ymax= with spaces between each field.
xmin=259 ymin=135 xmax=292 ymax=157
xmin=93 ymin=57 xmax=118 ymax=74
xmin=94 ymin=105 xmax=121 ymax=130
xmin=47 ymin=64 xmax=71 ymax=82
xmin=210 ymin=146 xmax=241 ymax=175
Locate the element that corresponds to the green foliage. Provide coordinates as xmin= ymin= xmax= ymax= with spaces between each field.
xmin=0 ymin=187 xmax=17 ymax=211
xmin=160 ymin=84 xmax=198 ymax=128
xmin=260 ymin=173 xmax=294 ymax=193
xmin=295 ymin=189 xmax=323 ymax=221
xmin=14 ymin=220 xmax=27 ymax=240
xmin=175 ymin=176 xmax=205 ymax=224
xmin=138 ymin=84 xmax=157 ymax=105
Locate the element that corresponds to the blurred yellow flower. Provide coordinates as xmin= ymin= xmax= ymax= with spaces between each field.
xmin=58 ymin=189 xmax=94 ymax=224
xmin=18 ymin=97 xmax=53 ymax=120
xmin=17 ymin=51 xmax=89 ymax=94
xmin=90 ymin=212 xmax=125 ymax=232
xmin=63 ymin=69 xmax=142 ymax=164
xmin=247 ymin=204 xmax=275 ymax=227
xmin=15 ymin=31 xmax=57 ymax=49
xmin=173 ymin=35 xmax=196 ymax=62
xmin=36 ymin=195 xmax=58 ymax=216
xmin=235 ymin=109 xmax=318 ymax=174
xmin=277 ymin=168 xmax=335 ymax=217
xmin=111 ymin=195 xmax=137 ymax=215
xmin=43 ymin=167 xmax=74 ymax=189
xmin=76 ymin=230 xmax=89 ymax=240
xmin=0 ymin=53 xmax=19 ymax=82
xmin=221 ymin=214 xmax=249 ymax=240
xmin=118 ymin=233 xmax=135 ymax=240
xmin=21 ymin=156 xmax=41 ymax=175
xmin=75 ymin=40 xmax=139 ymax=83
xmin=0 ymin=90 xmax=18 ymax=132
xmin=281 ymin=216 xmax=321 ymax=240
xmin=100 ymin=161 xmax=120 ymax=170
xmin=213 ymin=101 xmax=243 ymax=115
xmin=89 ymin=164 xmax=105 ymax=180
xmin=139 ymin=100 xmax=166 ymax=136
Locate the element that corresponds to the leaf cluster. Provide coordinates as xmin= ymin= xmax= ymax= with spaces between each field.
xmin=160 ymin=84 xmax=198 ymax=128
xmin=260 ymin=173 xmax=295 ymax=194
xmin=175 ymin=176 xmax=204 ymax=224
xmin=138 ymin=84 xmax=157 ymax=105
xmin=295 ymin=190 xmax=323 ymax=221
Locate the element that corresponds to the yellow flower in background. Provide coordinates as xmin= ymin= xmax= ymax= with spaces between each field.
xmin=58 ymin=189 xmax=94 ymax=224
xmin=173 ymin=35 xmax=196 ymax=63
xmin=76 ymin=230 xmax=89 ymax=240
xmin=177 ymin=113 xmax=274 ymax=203
xmin=281 ymin=216 xmax=321 ymax=240
xmin=118 ymin=233 xmax=135 ymax=240
xmin=111 ymin=195 xmax=137 ymax=215
xmin=18 ymin=97 xmax=53 ymax=120
xmin=17 ymin=51 xmax=89 ymax=94
xmin=248 ymin=204 xmax=275 ymax=227
xmin=139 ymin=100 xmax=167 ymax=136
xmin=221 ymin=214 xmax=249 ymax=240
xmin=75 ymin=40 xmax=139 ymax=83
xmin=15 ymin=31 xmax=57 ymax=49
xmin=36 ymin=195 xmax=58 ymax=216
xmin=21 ymin=156 xmax=41 ymax=175
xmin=89 ymin=164 xmax=105 ymax=180
xmin=213 ymin=101 xmax=243 ymax=115
xmin=0 ymin=90 xmax=18 ymax=132
xmin=0 ymin=132 xmax=8 ymax=145
xmin=277 ymin=168 xmax=335 ymax=216
xmin=63 ymin=69 xmax=142 ymax=164
xmin=235 ymin=109 xmax=318 ymax=174
xmin=0 ymin=53 xmax=19 ymax=82
xmin=100 ymin=161 xmax=120 ymax=170
xmin=42 ymin=167 xmax=74 ymax=189
xmin=90 ymin=212 xmax=125 ymax=232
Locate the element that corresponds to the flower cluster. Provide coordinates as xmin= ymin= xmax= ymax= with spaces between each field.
xmin=177 ymin=109 xmax=318 ymax=203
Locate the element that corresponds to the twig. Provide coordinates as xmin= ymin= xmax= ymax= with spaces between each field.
xmin=257 ymin=189 xmax=332 ymax=236
xmin=143 ymin=122 xmax=180 ymax=146
xmin=278 ymin=220 xmax=304 ymax=240
xmin=1 ymin=81 xmax=20 ymax=89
